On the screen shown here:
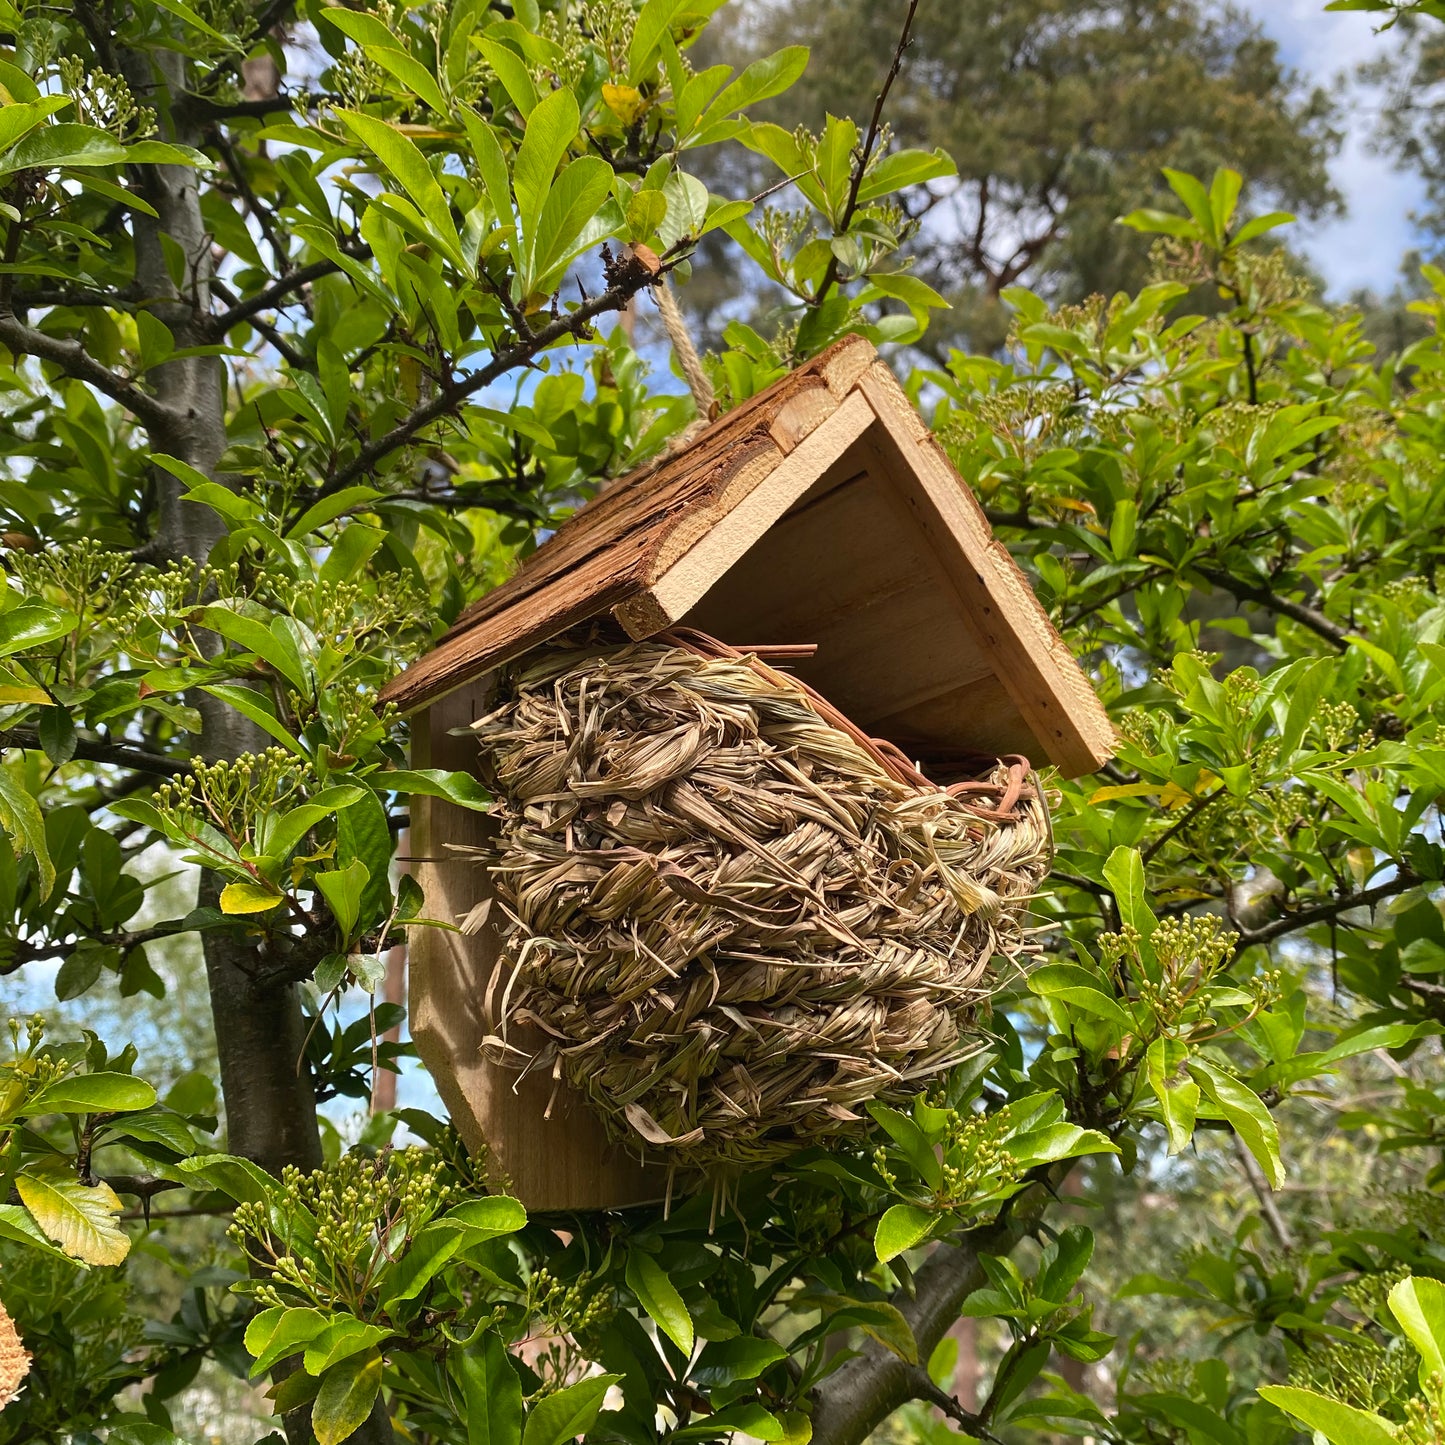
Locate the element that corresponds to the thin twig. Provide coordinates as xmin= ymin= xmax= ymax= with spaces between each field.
xmin=206 ymin=248 xmax=370 ymax=335
xmin=1141 ymin=786 xmax=1224 ymax=864
xmin=1233 ymin=1134 xmax=1294 ymax=1250
xmin=812 ymin=0 xmax=920 ymax=310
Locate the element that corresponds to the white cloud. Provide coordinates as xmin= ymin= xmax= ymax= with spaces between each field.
xmin=1235 ymin=0 xmax=1428 ymax=296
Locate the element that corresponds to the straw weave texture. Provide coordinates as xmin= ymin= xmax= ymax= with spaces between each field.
xmin=464 ymin=630 xmax=1051 ymax=1171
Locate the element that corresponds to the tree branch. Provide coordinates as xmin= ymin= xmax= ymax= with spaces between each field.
xmin=206 ymin=249 xmax=369 ymax=335
xmin=1234 ymin=1134 xmax=1294 ymax=1251
xmin=315 ymin=264 xmax=667 ymax=497
xmin=1235 ymin=872 xmax=1417 ymax=948
xmin=1194 ymin=566 xmax=1349 ymax=650
xmin=812 ymin=0 xmax=920 ymax=310
xmin=0 ymin=727 xmax=188 ymax=776
xmin=810 ymin=1177 xmax=1059 ymax=1445
xmin=0 ymin=314 xmax=175 ymax=428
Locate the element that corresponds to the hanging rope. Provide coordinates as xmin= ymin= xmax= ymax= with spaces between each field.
xmin=654 ymin=277 xmax=717 ymax=422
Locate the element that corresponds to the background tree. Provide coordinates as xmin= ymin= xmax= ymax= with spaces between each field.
xmin=2 ymin=4 xmax=1445 ymax=1445
xmin=683 ymin=0 xmax=1342 ymax=351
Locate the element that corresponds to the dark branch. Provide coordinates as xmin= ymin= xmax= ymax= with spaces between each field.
xmin=1235 ymin=872 xmax=1417 ymax=948
xmin=0 ymin=727 xmax=189 ymax=777
xmin=1194 ymin=566 xmax=1349 ymax=650
xmin=211 ymin=278 xmax=307 ymax=368
xmin=810 ymin=1175 xmax=1061 ymax=1445
xmin=1141 ymin=786 xmax=1224 ymax=864
xmin=0 ymin=314 xmax=174 ymax=428
xmin=206 ymin=249 xmax=369 ymax=335
xmin=315 ymin=265 xmax=668 ymax=497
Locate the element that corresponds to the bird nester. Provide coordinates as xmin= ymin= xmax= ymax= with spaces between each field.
xmin=464 ymin=627 xmax=1051 ymax=1173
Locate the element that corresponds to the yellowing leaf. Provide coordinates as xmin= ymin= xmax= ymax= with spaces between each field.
xmin=16 ymin=1167 xmax=129 ymax=1266
xmin=602 ymin=83 xmax=648 ymax=126
xmin=313 ymin=1347 xmax=384 ymax=1445
xmin=219 ymin=880 xmax=285 ymax=914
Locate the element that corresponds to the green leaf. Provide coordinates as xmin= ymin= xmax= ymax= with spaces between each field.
xmin=1027 ymin=963 xmax=1133 ymax=1028
xmin=312 ymin=1348 xmax=384 ymax=1445
xmin=338 ymin=788 xmax=394 ymax=930
xmin=16 ymin=1164 xmax=129 ymax=1266
xmin=321 ymin=10 xmax=449 ymax=112
xmin=626 ymin=187 xmax=669 ymax=242
xmin=521 ymin=1373 xmax=621 ymax=1445
xmin=1257 ymin=1386 xmax=1396 ymax=1445
xmin=379 ymin=1223 xmax=466 ymax=1308
xmin=0 ymin=96 xmax=71 ymax=155
xmin=315 ymin=860 xmax=370 ymax=939
xmin=259 ymin=786 xmax=366 ymax=864
xmin=1006 ymin=1123 xmax=1120 ymax=1167
xmin=513 ymin=87 xmax=580 ymax=259
xmin=691 ymin=1336 xmax=788 ymax=1388
xmin=659 ymin=170 xmax=708 ymax=251
xmin=379 ymin=769 xmax=490 ymax=810
xmin=626 ymin=1249 xmax=694 ymax=1355
xmin=197 ymin=606 xmax=309 ymax=691
xmin=0 ymin=762 xmax=53 ymax=895
xmin=246 ymin=1305 xmax=330 ymax=1378
xmin=176 ymin=1152 xmax=278 ymax=1205
xmin=1102 ymin=847 xmax=1157 ymax=951
xmin=531 ymin=156 xmax=616 ymax=291
xmin=438 ymin=1194 xmax=528 ymax=1240
xmin=219 ymin=879 xmax=285 ymax=914
xmin=673 ymin=1403 xmax=784 ymax=1441
xmin=1190 ymin=1061 xmax=1283 ymax=1189
xmin=628 ymin=0 xmax=688 ymax=79
xmin=335 ymin=110 xmax=463 ymax=267
xmin=694 ymin=47 xmax=809 ymax=143
xmin=478 ymin=38 xmax=539 ymax=118
xmin=455 ymin=1332 xmax=524 ymax=1445
xmin=1388 ymin=1275 xmax=1445 ymax=1384
xmin=855 ymin=147 xmax=956 ymax=204
xmin=285 ymin=486 xmax=383 ymax=540
xmin=0 ymin=1202 xmax=73 ymax=1261
xmin=1208 ymin=168 xmax=1243 ymax=237
xmin=1145 ymin=1038 xmax=1198 ymax=1155
xmin=37 ymin=705 xmax=76 ymax=764
xmin=54 ymin=947 xmax=104 ymax=1001
xmin=461 ymin=110 xmax=514 ymax=231
xmin=304 ymin=1318 xmax=392 ymax=1375
xmin=0 ymin=122 xmax=124 ymax=176
xmin=28 ymin=1071 xmax=156 ymax=1115
xmin=1231 ymin=210 xmax=1294 ymax=245
xmin=201 ymin=684 xmax=306 ymax=758
xmin=1162 ymin=167 xmax=1219 ymax=244
xmin=875 ymin=1202 xmax=938 ymax=1264
xmin=0 ymin=600 xmax=76 ymax=655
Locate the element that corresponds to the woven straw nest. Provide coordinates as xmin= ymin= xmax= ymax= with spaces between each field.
xmin=463 ymin=627 xmax=1052 ymax=1173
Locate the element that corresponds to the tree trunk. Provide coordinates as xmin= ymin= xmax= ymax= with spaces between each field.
xmin=117 ymin=38 xmax=393 ymax=1445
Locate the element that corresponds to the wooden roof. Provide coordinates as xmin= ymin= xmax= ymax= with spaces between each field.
xmin=380 ymin=335 xmax=1115 ymax=778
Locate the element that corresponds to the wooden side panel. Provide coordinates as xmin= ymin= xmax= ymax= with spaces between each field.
xmin=409 ymin=687 xmax=665 ymax=1210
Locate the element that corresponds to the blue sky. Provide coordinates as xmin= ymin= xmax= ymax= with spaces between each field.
xmin=1239 ymin=0 xmax=1428 ymax=296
